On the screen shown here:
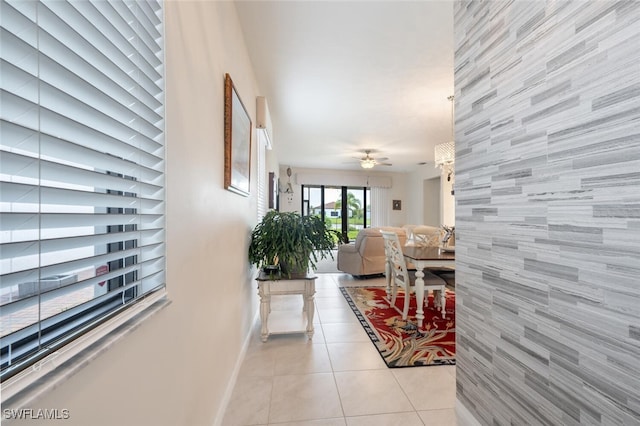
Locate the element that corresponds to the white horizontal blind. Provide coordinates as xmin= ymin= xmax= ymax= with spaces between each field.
xmin=257 ymin=130 xmax=268 ymax=219
xmin=0 ymin=0 xmax=165 ymax=378
xmin=296 ymin=172 xmax=392 ymax=188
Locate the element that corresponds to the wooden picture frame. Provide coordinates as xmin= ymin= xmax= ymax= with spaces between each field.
xmin=268 ymin=172 xmax=278 ymax=209
xmin=224 ymin=73 xmax=252 ymax=196
xmin=392 ymin=200 xmax=402 ymax=211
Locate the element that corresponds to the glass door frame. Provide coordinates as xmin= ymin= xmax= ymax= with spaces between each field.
xmin=301 ymin=185 xmax=369 ymax=243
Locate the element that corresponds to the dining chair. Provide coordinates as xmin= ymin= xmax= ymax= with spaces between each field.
xmin=411 ymin=225 xmax=455 ymax=289
xmin=380 ymin=230 xmax=447 ymax=320
xmin=411 ymin=225 xmax=442 ymax=247
xmin=436 ymin=271 xmax=455 ymax=290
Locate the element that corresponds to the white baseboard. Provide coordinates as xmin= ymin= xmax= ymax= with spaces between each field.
xmin=211 ymin=309 xmax=259 ymax=426
xmin=456 ymin=398 xmax=482 ymax=426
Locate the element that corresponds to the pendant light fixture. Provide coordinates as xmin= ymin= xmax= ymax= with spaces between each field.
xmin=434 ymin=95 xmax=455 ymax=178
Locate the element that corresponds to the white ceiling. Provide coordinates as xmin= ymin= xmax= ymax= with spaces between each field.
xmin=235 ymin=1 xmax=454 ymax=173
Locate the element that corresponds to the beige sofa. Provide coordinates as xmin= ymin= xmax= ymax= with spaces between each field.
xmin=336 ymin=226 xmax=407 ymax=277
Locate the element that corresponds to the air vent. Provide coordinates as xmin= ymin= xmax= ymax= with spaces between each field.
xmin=256 ymin=96 xmax=273 ymax=149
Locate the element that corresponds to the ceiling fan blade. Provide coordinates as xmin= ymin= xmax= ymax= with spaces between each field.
xmin=351 ymin=150 xmax=391 ymax=167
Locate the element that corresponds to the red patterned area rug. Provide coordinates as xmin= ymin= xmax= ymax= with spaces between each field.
xmin=340 ymin=286 xmax=455 ymax=368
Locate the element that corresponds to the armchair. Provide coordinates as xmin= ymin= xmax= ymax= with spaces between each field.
xmin=336 ymin=227 xmax=407 ymax=277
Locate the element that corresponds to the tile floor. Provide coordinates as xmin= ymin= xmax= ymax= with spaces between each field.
xmin=222 ymin=273 xmax=458 ymax=426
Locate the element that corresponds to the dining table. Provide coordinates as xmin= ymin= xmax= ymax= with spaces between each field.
xmin=402 ymin=245 xmax=455 ymax=330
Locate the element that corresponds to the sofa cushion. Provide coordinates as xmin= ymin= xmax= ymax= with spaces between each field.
xmin=353 ymin=227 xmax=379 ymax=249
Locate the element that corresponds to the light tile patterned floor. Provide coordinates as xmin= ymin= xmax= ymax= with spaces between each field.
xmin=222 ymin=273 xmax=457 ymax=426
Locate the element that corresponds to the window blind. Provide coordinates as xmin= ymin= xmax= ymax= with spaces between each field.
xmin=370 ymin=187 xmax=390 ymax=227
xmin=257 ymin=130 xmax=267 ymax=219
xmin=0 ymin=0 xmax=165 ymax=380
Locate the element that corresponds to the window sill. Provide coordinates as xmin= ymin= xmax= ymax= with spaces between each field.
xmin=1 ymin=289 xmax=170 ymax=409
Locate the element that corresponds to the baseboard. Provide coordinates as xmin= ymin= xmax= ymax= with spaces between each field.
xmin=211 ymin=309 xmax=259 ymax=426
xmin=456 ymin=398 xmax=482 ymax=426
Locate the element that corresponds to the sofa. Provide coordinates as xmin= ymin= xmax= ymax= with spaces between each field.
xmin=336 ymin=226 xmax=407 ymax=277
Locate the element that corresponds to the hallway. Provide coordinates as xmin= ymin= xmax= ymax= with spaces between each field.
xmin=222 ymin=273 xmax=457 ymax=425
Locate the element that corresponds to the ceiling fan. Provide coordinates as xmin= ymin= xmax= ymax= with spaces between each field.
xmin=354 ymin=150 xmax=392 ymax=169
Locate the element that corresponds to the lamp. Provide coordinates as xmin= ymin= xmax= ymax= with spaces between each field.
xmin=435 ymin=95 xmax=455 ymax=179
xmin=360 ymin=158 xmax=376 ymax=169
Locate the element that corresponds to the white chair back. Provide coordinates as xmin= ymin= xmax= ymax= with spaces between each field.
xmin=380 ymin=230 xmax=412 ymax=319
xmin=381 ymin=230 xmax=448 ymax=321
xmin=412 ymin=225 xmax=441 ymax=247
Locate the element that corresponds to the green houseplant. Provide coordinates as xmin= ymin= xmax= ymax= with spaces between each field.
xmin=248 ymin=210 xmax=344 ymax=277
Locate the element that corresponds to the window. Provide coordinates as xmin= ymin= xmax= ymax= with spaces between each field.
xmin=302 ymin=185 xmax=370 ymax=241
xmin=0 ymin=0 xmax=165 ymax=381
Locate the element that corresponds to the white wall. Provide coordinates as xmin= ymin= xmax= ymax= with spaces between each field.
xmin=29 ymin=3 xmax=261 ymax=425
xmin=422 ymin=177 xmax=440 ymax=226
xmin=441 ymin=173 xmax=455 ymax=227
xmin=388 ymin=173 xmax=409 ymax=227
xmin=404 ymin=165 xmax=455 ymax=226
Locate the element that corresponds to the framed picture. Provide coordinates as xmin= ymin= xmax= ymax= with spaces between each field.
xmin=224 ymin=73 xmax=252 ymax=196
xmin=268 ymin=172 xmax=279 ymax=210
xmin=392 ymin=200 xmax=402 ymax=210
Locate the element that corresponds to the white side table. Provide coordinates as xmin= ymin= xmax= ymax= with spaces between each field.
xmin=256 ymin=272 xmax=317 ymax=342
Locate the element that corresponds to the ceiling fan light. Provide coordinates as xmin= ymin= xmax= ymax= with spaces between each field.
xmin=360 ymin=158 xmax=376 ymax=169
xmin=435 ymin=95 xmax=455 ymax=172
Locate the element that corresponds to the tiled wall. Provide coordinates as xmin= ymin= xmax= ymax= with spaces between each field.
xmin=454 ymin=1 xmax=640 ymax=425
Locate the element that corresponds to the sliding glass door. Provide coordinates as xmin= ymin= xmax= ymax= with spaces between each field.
xmin=302 ymin=185 xmax=370 ymax=242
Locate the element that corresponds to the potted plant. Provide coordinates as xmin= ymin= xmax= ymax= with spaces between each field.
xmin=248 ymin=210 xmax=344 ymax=277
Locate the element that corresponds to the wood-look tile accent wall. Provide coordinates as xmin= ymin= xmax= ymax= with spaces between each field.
xmin=454 ymin=1 xmax=640 ymax=425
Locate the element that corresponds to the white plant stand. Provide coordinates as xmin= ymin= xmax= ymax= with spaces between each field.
xmin=255 ymin=272 xmax=317 ymax=342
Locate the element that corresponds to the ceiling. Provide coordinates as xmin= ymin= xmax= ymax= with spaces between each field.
xmin=235 ymin=1 xmax=454 ymax=173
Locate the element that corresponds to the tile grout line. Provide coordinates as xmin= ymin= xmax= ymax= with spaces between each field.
xmin=322 ymin=276 xmax=348 ymax=423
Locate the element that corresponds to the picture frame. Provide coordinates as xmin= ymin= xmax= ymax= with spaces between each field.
xmin=268 ymin=171 xmax=279 ymax=210
xmin=224 ymin=73 xmax=252 ymax=196
xmin=392 ymin=200 xmax=402 ymax=211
